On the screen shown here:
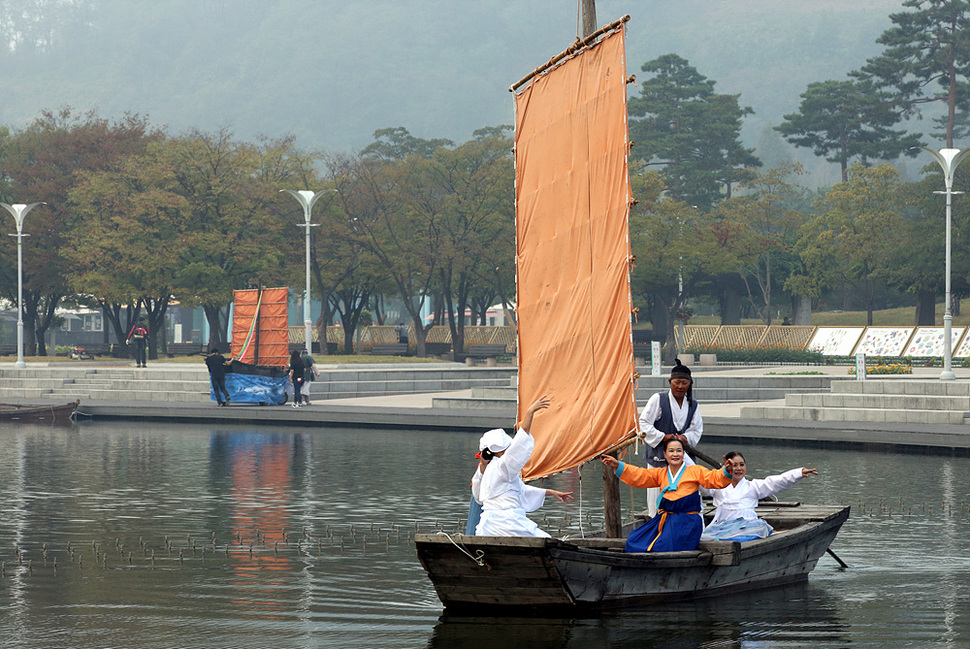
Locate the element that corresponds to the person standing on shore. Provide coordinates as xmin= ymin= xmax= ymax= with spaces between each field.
xmin=638 ymin=359 xmax=702 ymax=517
xmin=288 ymin=349 xmax=306 ymax=408
xmin=300 ymin=348 xmax=316 ymax=405
xmin=126 ymin=318 xmax=149 ymax=368
xmin=205 ymin=347 xmax=231 ymax=406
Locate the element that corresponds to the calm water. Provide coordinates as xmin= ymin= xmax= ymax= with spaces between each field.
xmin=0 ymin=420 xmax=968 ymax=649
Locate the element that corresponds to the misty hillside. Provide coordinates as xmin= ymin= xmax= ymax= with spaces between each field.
xmin=1 ymin=0 xmax=914 ymax=183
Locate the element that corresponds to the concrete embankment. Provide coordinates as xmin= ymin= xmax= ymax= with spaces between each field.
xmin=2 ymin=362 xmax=970 ymax=454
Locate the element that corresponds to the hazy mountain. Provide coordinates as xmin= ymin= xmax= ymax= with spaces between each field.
xmin=1 ymin=0 xmax=909 ymax=182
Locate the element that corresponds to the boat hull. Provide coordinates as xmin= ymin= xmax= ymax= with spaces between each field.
xmin=416 ymin=504 xmax=849 ymax=611
xmin=0 ymin=401 xmax=78 ymax=424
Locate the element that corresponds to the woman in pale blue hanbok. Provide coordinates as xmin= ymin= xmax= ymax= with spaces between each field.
xmin=701 ymin=452 xmax=817 ymax=542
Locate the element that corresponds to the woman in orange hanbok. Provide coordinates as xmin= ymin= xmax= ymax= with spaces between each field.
xmin=602 ymin=437 xmax=732 ymax=553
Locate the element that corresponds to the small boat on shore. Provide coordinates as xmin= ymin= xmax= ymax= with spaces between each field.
xmin=416 ymin=502 xmax=848 ymax=611
xmin=0 ymin=400 xmax=79 ymax=423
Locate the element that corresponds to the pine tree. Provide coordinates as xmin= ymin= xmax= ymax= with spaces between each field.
xmin=776 ymin=79 xmax=921 ymax=182
xmin=628 ymin=54 xmax=760 ymax=210
xmin=853 ymin=0 xmax=970 ymax=147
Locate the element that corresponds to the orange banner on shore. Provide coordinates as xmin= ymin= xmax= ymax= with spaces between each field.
xmin=231 ymin=288 xmax=290 ymax=368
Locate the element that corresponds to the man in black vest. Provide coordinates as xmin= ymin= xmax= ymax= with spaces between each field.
xmin=638 ymin=358 xmax=703 ymax=516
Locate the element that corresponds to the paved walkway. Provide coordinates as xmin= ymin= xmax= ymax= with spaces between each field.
xmin=40 ymin=362 xmax=970 ymax=453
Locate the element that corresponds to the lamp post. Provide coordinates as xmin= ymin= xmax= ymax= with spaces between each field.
xmin=2 ymin=202 xmax=45 ymax=369
xmin=920 ymin=147 xmax=970 ymax=380
xmin=281 ymin=189 xmax=336 ymax=354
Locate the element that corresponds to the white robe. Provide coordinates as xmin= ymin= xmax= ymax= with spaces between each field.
xmin=701 ymin=468 xmax=804 ymax=540
xmin=638 ymin=390 xmax=703 ymax=449
xmin=475 ymin=428 xmax=549 ymax=537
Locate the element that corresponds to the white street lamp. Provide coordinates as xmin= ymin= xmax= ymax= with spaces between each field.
xmin=281 ymin=189 xmax=337 ymax=354
xmin=2 ymin=202 xmax=45 ymax=368
xmin=920 ymin=147 xmax=970 ymax=380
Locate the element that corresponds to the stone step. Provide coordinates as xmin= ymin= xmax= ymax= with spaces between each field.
xmin=469 ymin=385 xmax=830 ymax=402
xmin=739 ymin=404 xmax=970 ymax=425
xmin=788 ymin=392 xmax=970 ymax=410
xmin=42 ymin=387 xmax=209 ymax=402
xmin=635 ymin=375 xmax=842 ymax=389
xmin=433 ymin=396 xmax=515 ymax=411
xmin=830 ymin=379 xmax=970 ymax=397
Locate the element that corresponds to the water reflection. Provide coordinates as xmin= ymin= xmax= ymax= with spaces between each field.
xmin=0 ymin=421 xmax=967 ymax=649
xmin=428 ymin=583 xmax=847 ymax=649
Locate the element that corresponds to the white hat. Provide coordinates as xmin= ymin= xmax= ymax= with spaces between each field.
xmin=479 ymin=428 xmax=512 ymax=453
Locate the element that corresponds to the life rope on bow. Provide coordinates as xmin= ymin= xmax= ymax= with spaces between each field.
xmin=435 ymin=531 xmax=486 ymax=567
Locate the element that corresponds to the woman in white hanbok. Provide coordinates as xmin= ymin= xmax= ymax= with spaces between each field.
xmin=701 ymin=452 xmax=817 ymax=542
xmin=475 ymin=396 xmax=572 ymax=537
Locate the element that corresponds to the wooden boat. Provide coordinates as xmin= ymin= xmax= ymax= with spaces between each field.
xmin=0 ymin=400 xmax=79 ymax=423
xmin=415 ymin=7 xmax=849 ymax=611
xmin=416 ymin=502 xmax=849 ymax=611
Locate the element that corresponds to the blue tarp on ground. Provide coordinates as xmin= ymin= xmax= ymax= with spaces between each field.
xmin=211 ymin=373 xmax=288 ymax=405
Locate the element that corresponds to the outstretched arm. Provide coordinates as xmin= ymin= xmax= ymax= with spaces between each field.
xmin=546 ymin=489 xmax=573 ymax=503
xmin=517 ymin=395 xmax=551 ymax=433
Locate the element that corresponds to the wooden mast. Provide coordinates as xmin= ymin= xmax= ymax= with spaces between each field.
xmin=579 ymin=0 xmax=623 ymax=539
xmin=581 ymin=0 xmax=597 ymax=38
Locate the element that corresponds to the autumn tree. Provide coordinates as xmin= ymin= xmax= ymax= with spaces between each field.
xmin=66 ymin=139 xmax=188 ymax=357
xmin=0 ymin=108 xmax=159 ymax=355
xmin=629 ymin=168 xmax=721 ymax=363
xmin=335 ymin=131 xmax=443 ymax=356
xmin=426 ymin=126 xmax=514 ymax=355
xmin=795 ymin=164 xmax=910 ymax=326
xmin=716 ymin=164 xmax=808 ymax=325
xmin=165 ymin=130 xmax=310 ymax=346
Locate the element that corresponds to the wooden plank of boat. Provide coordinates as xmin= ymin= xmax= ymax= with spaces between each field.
xmin=415 ymin=504 xmax=849 ymax=611
xmin=0 ymin=400 xmax=79 ymax=423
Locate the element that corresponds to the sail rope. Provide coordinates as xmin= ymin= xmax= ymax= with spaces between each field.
xmin=575 ymin=465 xmax=585 ymax=539
xmin=435 ymin=531 xmax=486 ymax=567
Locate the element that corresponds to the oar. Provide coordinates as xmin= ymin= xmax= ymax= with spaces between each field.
xmin=602 ymin=437 xmax=722 ymax=469
xmin=682 ymin=442 xmax=722 ymax=469
xmin=826 ymin=547 xmax=849 ymax=569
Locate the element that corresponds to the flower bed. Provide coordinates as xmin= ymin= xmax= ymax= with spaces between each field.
xmin=848 ymin=362 xmax=913 ymax=375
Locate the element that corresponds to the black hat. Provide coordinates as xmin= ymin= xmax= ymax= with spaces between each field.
xmin=670 ymin=358 xmax=692 ymax=381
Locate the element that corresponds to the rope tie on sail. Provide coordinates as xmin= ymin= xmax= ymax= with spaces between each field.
xmin=435 ymin=531 xmax=486 ymax=567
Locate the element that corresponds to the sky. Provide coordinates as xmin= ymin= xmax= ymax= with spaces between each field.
xmin=2 ymin=0 xmax=907 ymax=167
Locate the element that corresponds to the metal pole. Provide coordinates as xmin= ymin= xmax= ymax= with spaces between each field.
xmin=281 ymin=190 xmax=337 ymax=354
xmin=16 ymin=222 xmax=25 ymax=368
xmin=943 ymin=185 xmax=955 ymax=380
xmin=918 ymin=147 xmax=970 ymax=380
xmin=3 ymin=203 xmax=43 ymax=369
xmin=303 ymin=202 xmax=313 ymax=355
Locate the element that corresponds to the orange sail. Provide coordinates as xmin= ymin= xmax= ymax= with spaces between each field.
xmin=231 ymin=287 xmax=290 ymax=368
xmin=514 ymin=20 xmax=639 ymax=481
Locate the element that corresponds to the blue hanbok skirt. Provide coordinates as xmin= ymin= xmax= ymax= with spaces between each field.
xmin=625 ymin=491 xmax=703 ymax=553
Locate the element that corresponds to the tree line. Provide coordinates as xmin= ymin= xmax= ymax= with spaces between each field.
xmin=2 ymin=1 xmax=969 ymax=360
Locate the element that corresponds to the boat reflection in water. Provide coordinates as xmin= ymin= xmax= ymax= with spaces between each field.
xmin=209 ymin=432 xmax=309 ymax=619
xmin=427 ymin=582 xmax=847 ymax=649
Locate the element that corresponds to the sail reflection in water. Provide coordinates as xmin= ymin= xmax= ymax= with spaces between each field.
xmin=0 ymin=421 xmax=968 ymax=648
